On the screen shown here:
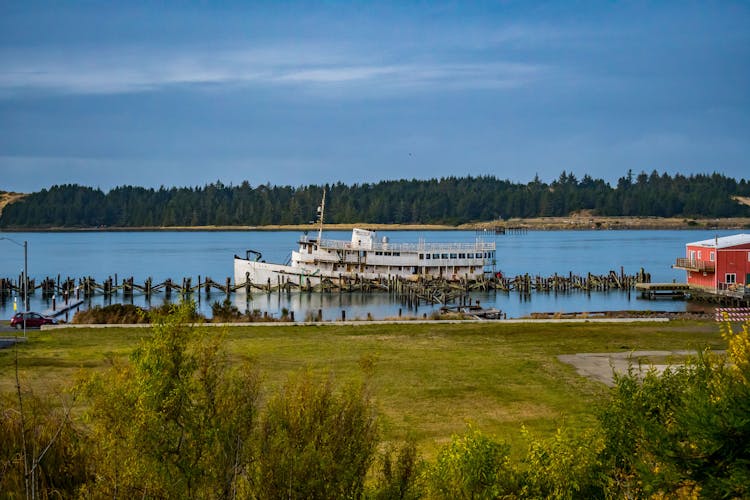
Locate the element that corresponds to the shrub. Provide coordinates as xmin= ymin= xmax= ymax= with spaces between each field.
xmin=72 ymin=303 xmax=149 ymax=324
xmin=598 ymin=320 xmax=750 ymax=498
xmin=0 ymin=391 xmax=88 ymax=497
xmin=426 ymin=426 xmax=516 ymax=499
xmin=254 ymin=372 xmax=379 ymax=500
xmin=370 ymin=439 xmax=422 ymax=500
xmin=80 ymin=301 xmax=260 ymax=498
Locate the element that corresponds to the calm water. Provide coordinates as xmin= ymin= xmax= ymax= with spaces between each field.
xmin=0 ymin=229 xmax=735 ymax=320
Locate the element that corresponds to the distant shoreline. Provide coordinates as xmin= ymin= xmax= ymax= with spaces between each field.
xmin=2 ymin=216 xmax=750 ymax=232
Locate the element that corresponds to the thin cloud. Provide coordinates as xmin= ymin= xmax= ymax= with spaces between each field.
xmin=0 ymin=45 xmax=547 ymax=96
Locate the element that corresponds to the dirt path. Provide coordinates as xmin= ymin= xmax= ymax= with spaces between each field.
xmin=558 ymin=350 xmax=720 ymax=386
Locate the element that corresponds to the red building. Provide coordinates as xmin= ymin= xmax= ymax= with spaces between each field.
xmin=674 ymin=234 xmax=750 ymax=292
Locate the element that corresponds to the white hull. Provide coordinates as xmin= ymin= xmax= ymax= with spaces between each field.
xmin=234 ymin=259 xmax=327 ymax=288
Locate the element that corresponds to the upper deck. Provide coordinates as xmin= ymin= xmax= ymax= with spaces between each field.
xmin=312 ymin=238 xmax=495 ymax=254
xmin=299 ymin=228 xmax=495 ymax=255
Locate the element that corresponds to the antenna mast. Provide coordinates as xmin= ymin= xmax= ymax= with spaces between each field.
xmin=317 ymin=189 xmax=326 ymax=243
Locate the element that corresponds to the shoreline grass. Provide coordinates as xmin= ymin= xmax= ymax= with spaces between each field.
xmin=2 ymin=216 xmax=750 ymax=232
xmin=0 ymin=320 xmax=724 ymax=457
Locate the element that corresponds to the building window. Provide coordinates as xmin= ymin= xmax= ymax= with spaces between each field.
xmin=426 ymin=254 xmax=431 ymax=260
xmin=450 ymin=253 xmax=457 ymax=259
xmin=467 ymin=253 xmax=474 ymax=259
xmin=418 ymin=253 xmax=423 ymax=260
xmin=726 ymin=273 xmax=736 ymax=284
xmin=459 ymin=253 xmax=465 ymax=258
xmin=697 ymin=251 xmax=702 ymax=259
xmin=441 ymin=254 xmax=449 ymax=259
xmin=710 ymin=251 xmax=715 ymax=261
xmin=433 ymin=253 xmax=439 ymax=259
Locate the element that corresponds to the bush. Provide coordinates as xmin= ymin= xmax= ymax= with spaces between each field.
xmin=426 ymin=426 xmax=516 ymax=499
xmin=598 ymin=321 xmax=750 ymax=498
xmin=370 ymin=439 xmax=422 ymax=500
xmin=73 ymin=302 xmax=203 ymax=324
xmin=80 ymin=301 xmax=260 ymax=498
xmin=0 ymin=391 xmax=88 ymax=497
xmin=72 ymin=303 xmax=149 ymax=324
xmin=255 ymin=372 xmax=379 ymax=500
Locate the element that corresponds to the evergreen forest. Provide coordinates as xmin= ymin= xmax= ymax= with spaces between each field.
xmin=2 ymin=170 xmax=750 ymax=228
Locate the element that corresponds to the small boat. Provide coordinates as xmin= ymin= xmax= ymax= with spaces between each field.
xmin=234 ymin=191 xmax=496 ymax=288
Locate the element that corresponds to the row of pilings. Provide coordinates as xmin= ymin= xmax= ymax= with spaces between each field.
xmin=1 ymin=268 xmax=652 ymax=309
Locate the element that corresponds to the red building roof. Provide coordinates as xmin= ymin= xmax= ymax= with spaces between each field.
xmin=686 ymin=234 xmax=750 ymax=249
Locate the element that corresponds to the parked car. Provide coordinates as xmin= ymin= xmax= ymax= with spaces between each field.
xmin=10 ymin=312 xmax=58 ymax=329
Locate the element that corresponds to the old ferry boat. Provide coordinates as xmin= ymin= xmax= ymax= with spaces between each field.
xmin=234 ymin=192 xmax=496 ymax=288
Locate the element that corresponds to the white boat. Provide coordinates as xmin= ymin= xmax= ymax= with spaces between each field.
xmin=234 ymin=192 xmax=496 ymax=288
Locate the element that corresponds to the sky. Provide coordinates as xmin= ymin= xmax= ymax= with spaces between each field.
xmin=0 ymin=1 xmax=748 ymax=193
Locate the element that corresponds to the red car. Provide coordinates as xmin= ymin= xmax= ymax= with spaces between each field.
xmin=10 ymin=312 xmax=57 ymax=329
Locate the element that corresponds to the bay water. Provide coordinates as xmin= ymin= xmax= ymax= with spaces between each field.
xmin=0 ymin=229 xmax=734 ymax=321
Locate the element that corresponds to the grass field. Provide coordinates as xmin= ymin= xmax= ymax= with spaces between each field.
xmin=0 ymin=320 xmax=724 ymax=457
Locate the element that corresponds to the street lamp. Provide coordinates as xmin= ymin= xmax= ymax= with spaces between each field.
xmin=1 ymin=237 xmax=27 ymax=337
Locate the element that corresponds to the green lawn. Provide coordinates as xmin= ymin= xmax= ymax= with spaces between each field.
xmin=0 ymin=320 xmax=724 ymax=457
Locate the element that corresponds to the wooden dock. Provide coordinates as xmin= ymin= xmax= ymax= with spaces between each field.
xmin=635 ymin=283 xmax=691 ymax=299
xmin=1 ymin=268 xmax=653 ymax=314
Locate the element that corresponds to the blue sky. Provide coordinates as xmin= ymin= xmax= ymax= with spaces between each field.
xmin=1 ymin=1 xmax=748 ymax=192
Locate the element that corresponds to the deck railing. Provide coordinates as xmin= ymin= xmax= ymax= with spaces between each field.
xmin=674 ymin=258 xmax=715 ymax=272
xmin=717 ymin=282 xmax=750 ymax=298
xmin=316 ymin=239 xmax=496 ymax=253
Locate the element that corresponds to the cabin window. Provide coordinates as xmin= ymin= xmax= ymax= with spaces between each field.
xmin=441 ymin=254 xmax=449 ymax=259
xmin=394 ymin=252 xmax=400 ymax=256
xmin=726 ymin=273 xmax=736 ymax=284
xmin=459 ymin=253 xmax=465 ymax=259
xmin=467 ymin=253 xmax=474 ymax=259
xmin=385 ymin=252 xmax=392 ymax=256
xmin=375 ymin=251 xmax=382 ymax=256
xmin=433 ymin=253 xmax=440 ymax=259
xmin=450 ymin=253 xmax=457 ymax=259
xmin=425 ymin=254 xmax=431 ymax=260
xmin=418 ymin=253 xmax=423 ymax=260
xmin=710 ymin=251 xmax=715 ymax=261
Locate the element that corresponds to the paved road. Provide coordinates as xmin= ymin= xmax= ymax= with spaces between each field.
xmin=0 ymin=323 xmax=17 ymax=334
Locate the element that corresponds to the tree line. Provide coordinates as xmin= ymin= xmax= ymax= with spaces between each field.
xmin=2 ymin=170 xmax=750 ymax=228
xmin=2 ymin=303 xmax=748 ymax=498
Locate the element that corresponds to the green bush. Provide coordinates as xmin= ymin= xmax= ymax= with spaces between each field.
xmin=0 ymin=391 xmax=88 ymax=498
xmin=80 ymin=301 xmax=260 ymax=498
xmin=598 ymin=321 xmax=750 ymax=498
xmin=426 ymin=427 xmax=516 ymax=499
xmin=255 ymin=372 xmax=379 ymax=500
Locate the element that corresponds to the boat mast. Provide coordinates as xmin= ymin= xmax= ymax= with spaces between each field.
xmin=317 ymin=189 xmax=326 ymax=243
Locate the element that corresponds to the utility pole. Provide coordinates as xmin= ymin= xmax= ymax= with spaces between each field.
xmin=1 ymin=237 xmax=28 ymax=337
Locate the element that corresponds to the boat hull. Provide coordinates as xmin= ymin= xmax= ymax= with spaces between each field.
xmin=234 ymin=258 xmax=325 ymax=288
